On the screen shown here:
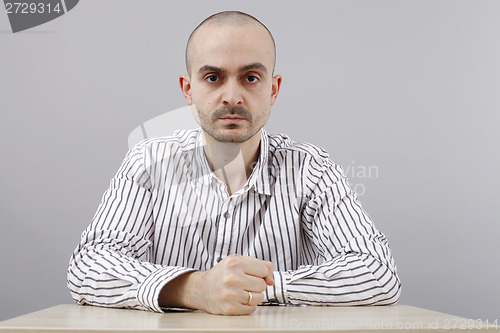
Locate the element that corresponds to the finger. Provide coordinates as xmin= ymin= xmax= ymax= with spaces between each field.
xmin=264 ymin=274 xmax=275 ymax=286
xmin=240 ymin=257 xmax=274 ymax=278
xmin=242 ymin=291 xmax=265 ymax=306
xmin=241 ymin=274 xmax=268 ymax=292
xmin=264 ymin=261 xmax=274 ymax=274
xmin=264 ymin=261 xmax=274 ymax=285
xmin=216 ymin=299 xmax=257 ymax=316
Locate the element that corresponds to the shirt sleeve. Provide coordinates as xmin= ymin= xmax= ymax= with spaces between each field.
xmin=67 ymin=143 xmax=194 ymax=313
xmin=266 ymin=158 xmax=401 ymax=306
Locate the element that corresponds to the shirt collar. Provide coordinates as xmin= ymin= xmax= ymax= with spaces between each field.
xmin=193 ymin=128 xmax=273 ymax=195
xmin=249 ymin=128 xmax=272 ymax=195
xmin=194 ymin=130 xmax=213 ymax=185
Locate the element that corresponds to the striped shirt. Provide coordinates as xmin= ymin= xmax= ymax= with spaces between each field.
xmin=67 ymin=128 xmax=401 ymax=313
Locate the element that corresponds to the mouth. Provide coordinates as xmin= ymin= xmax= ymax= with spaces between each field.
xmin=218 ymin=116 xmax=245 ymax=122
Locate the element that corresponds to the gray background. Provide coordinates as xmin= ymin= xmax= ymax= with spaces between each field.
xmin=1 ymin=0 xmax=499 ymax=322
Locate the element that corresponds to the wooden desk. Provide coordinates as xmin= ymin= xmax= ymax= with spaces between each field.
xmin=0 ymin=304 xmax=497 ymax=332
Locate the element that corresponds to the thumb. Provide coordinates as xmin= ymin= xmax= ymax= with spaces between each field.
xmin=265 ymin=274 xmax=275 ymax=286
xmin=264 ymin=261 xmax=274 ymax=285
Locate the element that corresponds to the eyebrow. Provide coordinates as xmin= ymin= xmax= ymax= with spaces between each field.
xmin=198 ymin=65 xmax=226 ymax=75
xmin=240 ymin=62 xmax=268 ymax=74
xmin=197 ymin=62 xmax=268 ymax=75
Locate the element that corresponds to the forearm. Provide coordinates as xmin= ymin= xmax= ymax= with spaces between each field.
xmin=158 ymin=271 xmax=202 ymax=309
xmin=264 ymin=236 xmax=401 ymax=306
xmin=283 ymin=253 xmax=400 ymax=305
xmin=67 ymin=229 xmax=194 ymax=312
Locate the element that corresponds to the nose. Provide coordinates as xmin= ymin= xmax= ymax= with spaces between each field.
xmin=222 ymin=79 xmax=243 ymax=106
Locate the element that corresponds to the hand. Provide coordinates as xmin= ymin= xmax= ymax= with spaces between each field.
xmin=159 ymin=255 xmax=274 ymax=315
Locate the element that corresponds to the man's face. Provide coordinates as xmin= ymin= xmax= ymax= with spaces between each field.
xmin=181 ymin=22 xmax=281 ymax=143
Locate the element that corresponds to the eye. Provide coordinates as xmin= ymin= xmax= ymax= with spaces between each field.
xmin=245 ymin=75 xmax=259 ymax=83
xmin=205 ymin=75 xmax=220 ymax=83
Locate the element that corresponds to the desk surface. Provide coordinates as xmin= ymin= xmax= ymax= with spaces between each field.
xmin=0 ymin=304 xmax=497 ymax=332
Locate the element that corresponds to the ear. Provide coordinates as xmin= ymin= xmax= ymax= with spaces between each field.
xmin=270 ymin=74 xmax=282 ymax=106
xmin=179 ymin=74 xmax=192 ymax=105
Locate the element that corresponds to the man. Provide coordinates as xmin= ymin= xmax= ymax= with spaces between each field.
xmin=67 ymin=11 xmax=401 ymax=316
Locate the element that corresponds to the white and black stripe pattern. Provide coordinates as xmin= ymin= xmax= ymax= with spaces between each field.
xmin=67 ymin=128 xmax=401 ymax=312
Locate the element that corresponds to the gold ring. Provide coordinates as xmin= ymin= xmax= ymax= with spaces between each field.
xmin=247 ymin=291 xmax=253 ymax=305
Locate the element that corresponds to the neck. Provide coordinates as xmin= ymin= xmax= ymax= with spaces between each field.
xmin=202 ymin=131 xmax=261 ymax=195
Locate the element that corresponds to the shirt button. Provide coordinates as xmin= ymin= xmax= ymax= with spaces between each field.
xmin=223 ymin=211 xmax=230 ymax=219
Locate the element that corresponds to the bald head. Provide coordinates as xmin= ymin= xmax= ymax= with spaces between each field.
xmin=185 ymin=11 xmax=276 ymax=75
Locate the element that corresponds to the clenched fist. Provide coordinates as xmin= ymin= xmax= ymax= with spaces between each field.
xmin=159 ymin=255 xmax=274 ymax=315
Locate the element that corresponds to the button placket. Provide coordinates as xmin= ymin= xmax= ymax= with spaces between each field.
xmin=213 ymin=199 xmax=233 ymax=265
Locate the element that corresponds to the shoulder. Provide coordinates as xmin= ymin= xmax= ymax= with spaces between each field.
xmin=265 ymin=131 xmax=345 ymax=183
xmin=129 ymin=129 xmax=200 ymax=156
xmin=266 ymin=132 xmax=332 ymax=166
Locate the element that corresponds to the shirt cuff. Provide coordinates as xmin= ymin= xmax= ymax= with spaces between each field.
xmin=136 ymin=266 xmax=195 ymax=313
xmin=264 ymin=271 xmax=292 ymax=304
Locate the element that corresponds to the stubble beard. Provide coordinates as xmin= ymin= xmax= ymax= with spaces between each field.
xmin=199 ymin=105 xmax=262 ymax=143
